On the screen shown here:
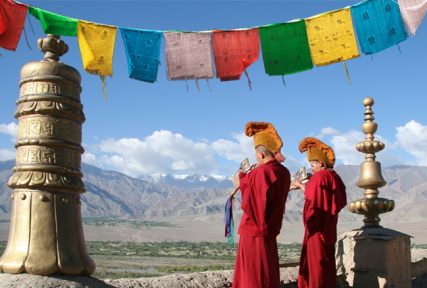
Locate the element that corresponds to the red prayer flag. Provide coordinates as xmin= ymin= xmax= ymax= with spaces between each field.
xmin=0 ymin=9 xmax=6 ymax=35
xmin=212 ymin=29 xmax=260 ymax=81
xmin=0 ymin=0 xmax=27 ymax=51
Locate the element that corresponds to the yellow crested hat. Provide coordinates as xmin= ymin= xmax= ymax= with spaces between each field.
xmin=299 ymin=137 xmax=335 ymax=168
xmin=245 ymin=122 xmax=283 ymax=154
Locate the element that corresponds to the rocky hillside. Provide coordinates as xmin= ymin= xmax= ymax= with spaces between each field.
xmin=1 ymin=160 xmax=427 ymax=224
xmin=0 ymin=160 xmax=228 ymax=219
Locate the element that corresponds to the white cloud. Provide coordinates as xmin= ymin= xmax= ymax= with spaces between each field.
xmin=0 ymin=122 xmax=17 ymax=139
xmin=0 ymin=123 xmax=17 ymax=161
xmin=396 ymin=120 xmax=427 ymax=165
xmin=95 ymin=130 xmax=217 ymax=177
xmin=84 ymin=128 xmax=375 ymax=177
xmin=320 ymin=127 xmax=339 ymax=137
xmin=83 ymin=130 xmax=261 ymax=178
xmin=324 ymin=128 xmax=407 ymax=167
xmin=81 ymin=121 xmax=427 ymax=178
xmin=211 ymin=132 xmax=254 ymax=163
xmin=82 ymin=152 xmax=97 ymax=165
xmin=330 ymin=130 xmax=365 ymax=165
xmin=0 ymin=148 xmax=15 ymax=161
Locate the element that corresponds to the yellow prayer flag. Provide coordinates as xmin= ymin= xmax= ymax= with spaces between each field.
xmin=77 ymin=20 xmax=116 ymax=76
xmin=305 ymin=8 xmax=359 ymax=66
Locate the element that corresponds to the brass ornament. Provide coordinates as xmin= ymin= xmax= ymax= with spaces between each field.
xmin=0 ymin=35 xmax=95 ymax=276
xmin=348 ymin=97 xmax=395 ymax=227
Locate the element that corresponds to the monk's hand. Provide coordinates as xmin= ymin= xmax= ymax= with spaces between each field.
xmin=291 ymin=180 xmax=305 ymax=191
xmin=230 ymin=187 xmax=238 ymax=199
xmin=247 ymin=164 xmax=257 ymax=173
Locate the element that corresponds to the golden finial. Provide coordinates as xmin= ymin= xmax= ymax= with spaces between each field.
xmin=348 ymin=97 xmax=395 ymax=227
xmin=37 ymin=34 xmax=68 ymax=62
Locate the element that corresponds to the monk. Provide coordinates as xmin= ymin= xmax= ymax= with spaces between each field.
xmin=232 ymin=122 xmax=291 ymax=288
xmin=294 ymin=137 xmax=347 ymax=288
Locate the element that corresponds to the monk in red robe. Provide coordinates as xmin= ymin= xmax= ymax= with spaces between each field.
xmin=232 ymin=122 xmax=291 ymax=288
xmin=294 ymin=137 xmax=347 ymax=288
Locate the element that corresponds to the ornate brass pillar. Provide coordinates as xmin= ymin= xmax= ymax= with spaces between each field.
xmin=337 ymin=97 xmax=411 ymax=288
xmin=348 ymin=97 xmax=395 ymax=227
xmin=0 ymin=35 xmax=95 ymax=275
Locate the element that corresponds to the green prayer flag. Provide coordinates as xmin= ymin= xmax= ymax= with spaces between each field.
xmin=29 ymin=7 xmax=78 ymax=37
xmin=259 ymin=20 xmax=313 ymax=76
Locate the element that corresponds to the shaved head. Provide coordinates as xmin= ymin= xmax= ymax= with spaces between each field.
xmin=256 ymin=145 xmax=274 ymax=157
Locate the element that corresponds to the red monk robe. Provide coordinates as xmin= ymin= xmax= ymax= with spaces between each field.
xmin=298 ymin=169 xmax=347 ymax=288
xmin=233 ymin=159 xmax=290 ymax=288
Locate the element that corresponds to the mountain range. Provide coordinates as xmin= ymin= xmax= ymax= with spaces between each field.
xmin=1 ymin=160 xmax=427 ymax=225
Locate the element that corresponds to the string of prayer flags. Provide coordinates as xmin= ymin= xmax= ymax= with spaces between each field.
xmin=28 ymin=7 xmax=77 ymax=37
xmin=351 ymin=0 xmax=408 ymax=55
xmin=398 ymin=0 xmax=427 ymax=35
xmin=120 ymin=28 xmax=162 ymax=83
xmin=305 ymin=8 xmax=360 ymax=66
xmin=211 ymin=29 xmax=260 ymax=82
xmin=259 ymin=20 xmax=313 ymax=76
xmin=77 ymin=20 xmax=116 ymax=98
xmin=164 ymin=31 xmax=214 ymax=81
xmin=4 ymin=0 xmax=426 ymax=92
xmin=0 ymin=0 xmax=27 ymax=51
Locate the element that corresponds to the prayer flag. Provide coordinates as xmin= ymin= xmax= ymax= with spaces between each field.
xmin=351 ymin=0 xmax=408 ymax=55
xmin=120 ymin=27 xmax=162 ymax=83
xmin=77 ymin=20 xmax=116 ymax=77
xmin=305 ymin=8 xmax=360 ymax=66
xmin=398 ymin=0 xmax=427 ymax=35
xmin=224 ymin=196 xmax=234 ymax=245
xmin=0 ymin=9 xmax=5 ymax=36
xmin=164 ymin=31 xmax=214 ymax=81
xmin=259 ymin=20 xmax=313 ymax=76
xmin=211 ymin=29 xmax=260 ymax=81
xmin=28 ymin=7 xmax=77 ymax=37
xmin=0 ymin=0 xmax=27 ymax=51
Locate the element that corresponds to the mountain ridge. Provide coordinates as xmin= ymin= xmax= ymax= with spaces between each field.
xmin=1 ymin=160 xmax=427 ymax=225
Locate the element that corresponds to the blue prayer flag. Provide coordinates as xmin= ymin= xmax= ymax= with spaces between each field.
xmin=351 ymin=0 xmax=408 ymax=55
xmin=224 ymin=196 xmax=234 ymax=246
xmin=120 ymin=27 xmax=162 ymax=83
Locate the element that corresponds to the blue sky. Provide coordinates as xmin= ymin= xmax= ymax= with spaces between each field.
xmin=1 ymin=0 xmax=426 ymax=179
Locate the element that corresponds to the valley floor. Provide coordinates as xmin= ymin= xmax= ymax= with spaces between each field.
xmin=1 ymin=215 xmax=427 ymax=243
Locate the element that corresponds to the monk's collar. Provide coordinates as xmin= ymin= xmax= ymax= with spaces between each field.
xmin=261 ymin=158 xmax=277 ymax=166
